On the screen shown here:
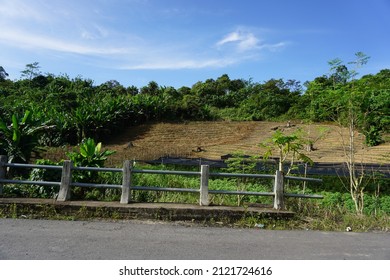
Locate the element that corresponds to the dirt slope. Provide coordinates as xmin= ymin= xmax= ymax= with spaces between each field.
xmin=104 ymin=121 xmax=390 ymax=165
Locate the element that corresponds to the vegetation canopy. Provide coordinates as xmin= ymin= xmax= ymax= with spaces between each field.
xmin=0 ymin=54 xmax=389 ymax=224
xmin=0 ymin=56 xmax=388 ymax=149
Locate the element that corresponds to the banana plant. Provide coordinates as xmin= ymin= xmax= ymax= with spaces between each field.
xmin=0 ymin=110 xmax=51 ymax=163
xmin=66 ymin=138 xmax=116 ymax=186
xmin=67 ymin=138 xmax=115 ymax=168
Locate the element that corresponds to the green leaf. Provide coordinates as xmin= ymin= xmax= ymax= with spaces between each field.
xmin=21 ymin=110 xmax=31 ymax=124
xmin=11 ymin=114 xmax=18 ymax=129
xmin=95 ymin=142 xmax=102 ymax=154
xmin=11 ymin=114 xmax=20 ymax=142
xmin=79 ymin=144 xmax=88 ymax=158
xmin=0 ymin=118 xmax=8 ymax=132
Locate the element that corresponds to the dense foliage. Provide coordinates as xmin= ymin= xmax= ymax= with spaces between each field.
xmin=1 ymin=61 xmax=389 ymax=151
xmin=1 ymin=58 xmax=389 ymax=223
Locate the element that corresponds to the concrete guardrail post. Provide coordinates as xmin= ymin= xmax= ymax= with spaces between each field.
xmin=0 ymin=155 xmax=7 ymax=196
xmin=200 ymin=165 xmax=209 ymax=206
xmin=57 ymin=160 xmax=73 ymax=202
xmin=120 ymin=160 xmax=133 ymax=204
xmin=273 ymin=170 xmax=285 ymax=210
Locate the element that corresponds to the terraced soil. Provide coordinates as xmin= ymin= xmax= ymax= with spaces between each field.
xmin=104 ymin=121 xmax=390 ymax=165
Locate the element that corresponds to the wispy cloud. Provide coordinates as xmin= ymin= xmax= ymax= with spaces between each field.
xmin=0 ymin=1 xmax=288 ymax=71
xmin=121 ymin=56 xmax=239 ymax=70
xmin=216 ymin=29 xmax=287 ymax=53
xmin=0 ymin=28 xmax=129 ymax=56
xmin=81 ymin=25 xmax=110 ymax=40
xmin=120 ymin=28 xmax=287 ymax=70
xmin=0 ymin=1 xmax=135 ymax=57
xmin=0 ymin=0 xmax=46 ymax=21
xmin=216 ymin=30 xmax=260 ymax=52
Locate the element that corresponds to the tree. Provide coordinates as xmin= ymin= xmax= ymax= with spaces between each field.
xmin=0 ymin=66 xmax=9 ymax=80
xmin=241 ymin=79 xmax=296 ymax=120
xmin=0 ymin=110 xmax=52 ymax=163
xmin=328 ymin=58 xmax=350 ymax=87
xmin=127 ymin=85 xmax=139 ymax=95
xmin=328 ymin=52 xmax=371 ymax=215
xmin=358 ymin=70 xmax=390 ymax=146
xmin=98 ymin=80 xmax=127 ymax=96
xmin=140 ymin=81 xmax=160 ymax=95
xmin=261 ymin=129 xmax=312 ymax=174
xmin=20 ymin=62 xmax=41 ymax=80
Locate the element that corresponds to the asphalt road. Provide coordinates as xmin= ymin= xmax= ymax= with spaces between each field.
xmin=0 ymin=218 xmax=389 ymax=260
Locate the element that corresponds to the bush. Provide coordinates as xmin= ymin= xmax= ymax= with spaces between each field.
xmin=364 ymin=126 xmax=383 ymax=146
xmin=28 ymin=159 xmax=62 ymax=198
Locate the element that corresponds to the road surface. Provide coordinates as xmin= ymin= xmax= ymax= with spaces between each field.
xmin=0 ymin=218 xmax=389 ymax=259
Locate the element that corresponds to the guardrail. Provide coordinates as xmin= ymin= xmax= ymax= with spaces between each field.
xmin=0 ymin=155 xmax=323 ymax=210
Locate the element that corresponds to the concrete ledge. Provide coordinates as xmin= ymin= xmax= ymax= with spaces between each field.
xmin=0 ymin=198 xmax=295 ymax=222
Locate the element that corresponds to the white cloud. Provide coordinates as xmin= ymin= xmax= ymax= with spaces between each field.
xmin=261 ymin=42 xmax=288 ymax=52
xmin=0 ymin=28 xmax=128 ymax=56
xmin=216 ymin=31 xmax=242 ymax=46
xmin=237 ymin=33 xmax=259 ymax=51
xmin=81 ymin=25 xmax=110 ymax=40
xmin=216 ymin=29 xmax=287 ymax=54
xmin=0 ymin=0 xmax=46 ymax=21
xmin=216 ymin=30 xmax=260 ymax=52
xmin=121 ymin=57 xmax=238 ymax=70
xmin=0 ymin=1 xmax=287 ymax=72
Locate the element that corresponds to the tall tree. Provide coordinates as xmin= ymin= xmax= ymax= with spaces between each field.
xmin=20 ymin=62 xmax=41 ymax=80
xmin=261 ymin=129 xmax=312 ymax=174
xmin=0 ymin=66 xmax=8 ymax=80
xmin=0 ymin=110 xmax=52 ymax=163
xmin=140 ymin=81 xmax=159 ymax=95
xmin=329 ymin=52 xmax=370 ymax=215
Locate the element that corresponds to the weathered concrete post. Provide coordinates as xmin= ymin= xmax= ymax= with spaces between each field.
xmin=200 ymin=165 xmax=209 ymax=206
xmin=273 ymin=170 xmax=285 ymax=210
xmin=120 ymin=160 xmax=133 ymax=204
xmin=0 ymin=155 xmax=7 ymax=196
xmin=57 ymin=160 xmax=73 ymax=202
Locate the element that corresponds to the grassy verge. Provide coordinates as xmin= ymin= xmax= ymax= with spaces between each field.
xmin=1 ymin=201 xmax=389 ymax=232
xmin=1 ymin=163 xmax=389 ymax=232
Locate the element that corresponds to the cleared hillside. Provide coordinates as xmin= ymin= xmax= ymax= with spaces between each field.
xmin=101 ymin=121 xmax=389 ymax=165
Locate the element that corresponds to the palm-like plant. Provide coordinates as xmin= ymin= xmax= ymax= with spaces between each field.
xmin=67 ymin=138 xmax=115 ymax=168
xmin=66 ymin=138 xmax=116 ymax=189
xmin=261 ymin=129 xmax=313 ymax=174
xmin=0 ymin=110 xmax=50 ymax=163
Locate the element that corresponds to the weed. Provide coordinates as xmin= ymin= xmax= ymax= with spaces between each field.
xmin=10 ymin=203 xmax=17 ymax=218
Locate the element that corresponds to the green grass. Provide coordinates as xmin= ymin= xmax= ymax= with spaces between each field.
xmin=1 ymin=162 xmax=389 ymax=231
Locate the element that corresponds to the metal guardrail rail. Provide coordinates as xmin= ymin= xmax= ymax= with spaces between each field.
xmin=0 ymin=155 xmax=323 ymax=210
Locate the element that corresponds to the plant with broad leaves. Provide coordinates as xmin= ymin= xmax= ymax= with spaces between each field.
xmin=0 ymin=110 xmax=52 ymax=163
xmin=66 ymin=138 xmax=116 ymax=199
xmin=67 ymin=138 xmax=116 ymax=168
xmin=261 ymin=129 xmax=313 ymax=174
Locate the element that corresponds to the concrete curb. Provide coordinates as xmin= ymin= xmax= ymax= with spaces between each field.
xmin=0 ymin=198 xmax=294 ymax=222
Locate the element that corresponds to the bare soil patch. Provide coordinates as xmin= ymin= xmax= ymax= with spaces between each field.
xmin=42 ymin=121 xmax=389 ymax=166
xmin=98 ymin=121 xmax=389 ymax=166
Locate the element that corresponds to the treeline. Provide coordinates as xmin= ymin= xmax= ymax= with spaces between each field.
xmin=0 ymin=62 xmax=389 ymax=148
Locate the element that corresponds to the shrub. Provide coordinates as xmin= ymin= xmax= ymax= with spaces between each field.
xmin=28 ymin=159 xmax=62 ymax=198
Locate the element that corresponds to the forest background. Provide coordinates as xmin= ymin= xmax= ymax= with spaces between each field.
xmin=1 ymin=56 xmax=390 ymax=226
xmin=1 ymin=56 xmax=389 ymax=153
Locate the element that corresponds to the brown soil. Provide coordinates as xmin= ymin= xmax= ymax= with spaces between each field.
xmin=98 ymin=121 xmax=389 ymax=166
xmin=42 ymin=121 xmax=389 ymax=166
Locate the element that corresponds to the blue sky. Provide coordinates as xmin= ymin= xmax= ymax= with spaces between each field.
xmin=1 ymin=0 xmax=389 ymax=88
